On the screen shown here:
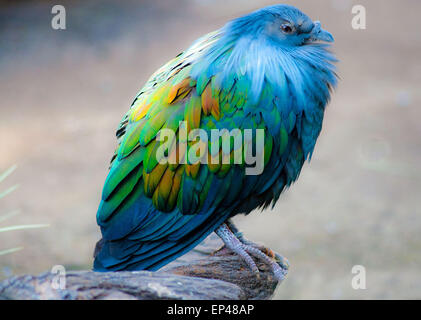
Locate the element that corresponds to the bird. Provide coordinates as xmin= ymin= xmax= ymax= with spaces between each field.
xmin=93 ymin=4 xmax=337 ymax=279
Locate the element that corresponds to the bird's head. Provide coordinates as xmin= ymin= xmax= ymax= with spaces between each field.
xmin=192 ymin=4 xmax=338 ymax=107
xmin=226 ymin=4 xmax=334 ymax=47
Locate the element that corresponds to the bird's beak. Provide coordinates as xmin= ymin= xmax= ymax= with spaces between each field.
xmin=307 ymin=21 xmax=334 ymax=43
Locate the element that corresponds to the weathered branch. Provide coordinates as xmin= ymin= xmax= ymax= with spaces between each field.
xmin=0 ymin=235 xmax=288 ymax=300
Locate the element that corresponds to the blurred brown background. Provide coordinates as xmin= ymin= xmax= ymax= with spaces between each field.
xmin=0 ymin=0 xmax=420 ymax=299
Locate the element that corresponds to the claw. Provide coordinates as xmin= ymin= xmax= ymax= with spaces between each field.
xmin=254 ymin=270 xmax=261 ymax=280
xmin=262 ymin=247 xmax=276 ymax=259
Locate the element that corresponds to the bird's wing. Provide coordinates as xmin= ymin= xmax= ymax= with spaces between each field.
xmin=95 ymin=32 xmax=306 ymax=270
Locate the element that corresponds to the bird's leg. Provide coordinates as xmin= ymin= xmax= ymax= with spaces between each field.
xmin=225 ymin=219 xmax=290 ymax=270
xmin=215 ymin=222 xmax=288 ymax=281
xmin=215 ymin=223 xmax=260 ymax=276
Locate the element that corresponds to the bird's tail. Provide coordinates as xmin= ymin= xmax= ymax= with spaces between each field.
xmin=93 ymin=238 xmax=104 ymax=260
xmin=93 ymin=211 xmax=230 ymax=272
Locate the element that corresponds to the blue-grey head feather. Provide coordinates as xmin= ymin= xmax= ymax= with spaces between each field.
xmin=191 ymin=4 xmax=338 ymax=110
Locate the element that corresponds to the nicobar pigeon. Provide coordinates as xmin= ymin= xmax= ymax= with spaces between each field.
xmin=93 ymin=4 xmax=337 ymax=279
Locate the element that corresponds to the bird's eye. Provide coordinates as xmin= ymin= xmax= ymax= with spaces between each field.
xmin=280 ymin=24 xmax=294 ymax=34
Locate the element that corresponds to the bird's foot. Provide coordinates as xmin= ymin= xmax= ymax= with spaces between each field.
xmin=225 ymin=219 xmax=290 ymax=271
xmin=215 ymin=223 xmax=288 ymax=281
xmin=236 ymin=237 xmax=290 ymax=271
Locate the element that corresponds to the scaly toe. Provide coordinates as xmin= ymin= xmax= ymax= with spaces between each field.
xmin=243 ymin=245 xmax=287 ymax=281
xmin=237 ymin=238 xmax=278 ymax=261
xmin=272 ymin=265 xmax=287 ymax=281
xmin=215 ymin=223 xmax=288 ymax=280
xmin=241 ymin=240 xmax=289 ymax=272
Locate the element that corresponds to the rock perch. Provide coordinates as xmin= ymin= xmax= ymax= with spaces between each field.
xmin=0 ymin=235 xmax=288 ymax=300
